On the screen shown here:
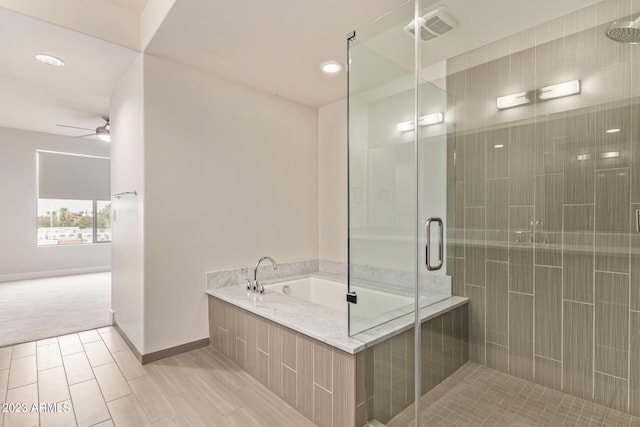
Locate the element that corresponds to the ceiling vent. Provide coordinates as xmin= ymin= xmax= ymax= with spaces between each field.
xmin=403 ymin=8 xmax=459 ymax=41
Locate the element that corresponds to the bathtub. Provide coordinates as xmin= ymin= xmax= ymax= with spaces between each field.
xmin=263 ymin=276 xmax=455 ymax=334
xmin=263 ymin=276 xmax=437 ymax=321
xmin=207 ymin=273 xmax=469 ymax=427
xmin=207 ymin=273 xmax=465 ymax=353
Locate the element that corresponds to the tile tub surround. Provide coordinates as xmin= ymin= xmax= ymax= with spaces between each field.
xmin=208 ymin=296 xmax=468 ymax=427
xmin=206 ymin=258 xmax=450 ymax=296
xmin=446 ymin=0 xmax=640 ymax=417
xmin=206 ymin=274 xmax=468 ymax=353
xmin=206 ymin=259 xmax=320 ymax=289
xmin=207 ymin=275 xmax=365 ymax=353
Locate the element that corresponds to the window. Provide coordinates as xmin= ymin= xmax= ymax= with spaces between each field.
xmin=36 ymin=151 xmax=111 ymax=246
xmin=37 ymin=199 xmax=111 ymax=245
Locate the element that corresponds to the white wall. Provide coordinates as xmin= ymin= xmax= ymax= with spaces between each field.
xmin=0 ymin=127 xmax=111 ymax=282
xmin=140 ymin=0 xmax=176 ymax=51
xmin=109 ymin=54 xmax=146 ymax=352
xmin=318 ymin=99 xmax=348 ymax=263
xmin=142 ymin=54 xmax=319 ymax=353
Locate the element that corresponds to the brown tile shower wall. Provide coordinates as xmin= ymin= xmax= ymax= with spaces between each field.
xmin=208 ymin=296 xmax=468 ymax=427
xmin=446 ymin=0 xmax=640 ymax=416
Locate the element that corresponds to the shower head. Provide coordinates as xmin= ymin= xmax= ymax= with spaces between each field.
xmin=606 ymin=18 xmax=640 ymax=44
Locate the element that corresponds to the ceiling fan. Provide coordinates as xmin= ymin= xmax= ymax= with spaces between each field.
xmin=56 ymin=116 xmax=110 ymax=142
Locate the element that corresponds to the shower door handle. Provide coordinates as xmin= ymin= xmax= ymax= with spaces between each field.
xmin=425 ymin=217 xmax=444 ymax=271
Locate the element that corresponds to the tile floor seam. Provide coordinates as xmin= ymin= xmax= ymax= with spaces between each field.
xmin=81 ymin=334 xmax=115 ymax=427
xmin=60 ymin=334 xmax=82 ymax=426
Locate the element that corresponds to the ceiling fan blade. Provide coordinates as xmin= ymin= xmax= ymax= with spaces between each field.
xmin=56 ymin=124 xmax=95 ymax=131
xmin=72 ymin=133 xmax=96 ymax=138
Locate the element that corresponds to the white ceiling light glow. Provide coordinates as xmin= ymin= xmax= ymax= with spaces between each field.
xmin=606 ymin=128 xmax=621 ymax=133
xmin=320 ymin=61 xmax=343 ymax=74
xmin=497 ymin=92 xmax=531 ymax=109
xmin=539 ymin=80 xmax=580 ymax=100
xmin=35 ymin=53 xmax=65 ymax=67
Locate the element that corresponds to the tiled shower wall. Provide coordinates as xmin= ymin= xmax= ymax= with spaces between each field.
xmin=446 ymin=0 xmax=640 ymax=415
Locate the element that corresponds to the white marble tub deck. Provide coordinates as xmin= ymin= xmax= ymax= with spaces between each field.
xmin=206 ymin=273 xmax=468 ymax=354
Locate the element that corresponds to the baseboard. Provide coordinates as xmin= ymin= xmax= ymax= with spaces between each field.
xmin=0 ymin=266 xmax=111 ymax=283
xmin=113 ymin=322 xmax=143 ymax=362
xmin=141 ymin=338 xmax=210 ymax=364
xmin=113 ymin=321 xmax=209 ymax=365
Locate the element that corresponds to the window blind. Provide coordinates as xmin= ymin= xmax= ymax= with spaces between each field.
xmin=37 ymin=151 xmax=110 ymax=200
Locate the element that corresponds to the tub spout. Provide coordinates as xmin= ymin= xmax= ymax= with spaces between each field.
xmin=253 ymin=256 xmax=278 ymax=294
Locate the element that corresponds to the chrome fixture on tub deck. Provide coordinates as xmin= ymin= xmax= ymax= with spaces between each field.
xmin=250 ymin=256 xmax=278 ymax=294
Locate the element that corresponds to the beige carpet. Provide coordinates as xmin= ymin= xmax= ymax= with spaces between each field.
xmin=0 ymin=272 xmax=111 ymax=347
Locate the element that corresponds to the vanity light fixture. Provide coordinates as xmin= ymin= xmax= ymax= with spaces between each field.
xmin=496 ymin=92 xmax=531 ymax=110
xmin=397 ymin=121 xmax=416 ymax=132
xmin=606 ymin=128 xmax=621 ymax=133
xmin=35 ymin=54 xmax=65 ymax=67
xmin=320 ymin=61 xmax=343 ymax=74
xmin=600 ymin=151 xmax=620 ymax=159
xmin=418 ymin=112 xmax=444 ymax=126
xmin=539 ymin=80 xmax=580 ymax=100
xmin=397 ymin=112 xmax=444 ymax=132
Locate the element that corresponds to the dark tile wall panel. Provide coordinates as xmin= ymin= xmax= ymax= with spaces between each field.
xmin=446 ymin=10 xmax=639 ymax=416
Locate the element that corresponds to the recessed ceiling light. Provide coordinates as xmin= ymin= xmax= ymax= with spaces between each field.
xmin=320 ymin=61 xmax=343 ymax=74
xmin=35 ymin=54 xmax=65 ymax=67
xmin=606 ymin=128 xmax=621 ymax=133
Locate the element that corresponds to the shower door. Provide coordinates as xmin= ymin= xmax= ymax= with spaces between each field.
xmin=347 ymin=1 xmax=456 ymax=336
xmin=347 ymin=1 xmax=459 ymax=424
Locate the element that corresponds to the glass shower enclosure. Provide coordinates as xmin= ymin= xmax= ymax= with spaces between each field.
xmin=348 ymin=0 xmax=640 ymax=425
xmin=348 ymin=0 xmax=459 ymax=424
xmin=348 ymin=3 xmax=455 ymax=338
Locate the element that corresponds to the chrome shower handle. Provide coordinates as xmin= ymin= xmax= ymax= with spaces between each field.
xmin=425 ymin=217 xmax=444 ymax=271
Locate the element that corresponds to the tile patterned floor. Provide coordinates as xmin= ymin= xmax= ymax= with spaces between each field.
xmin=387 ymin=363 xmax=640 ymax=427
xmin=0 ymin=327 xmax=315 ymax=427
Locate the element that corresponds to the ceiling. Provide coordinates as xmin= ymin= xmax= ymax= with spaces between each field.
xmin=0 ymin=7 xmax=138 ymax=136
xmin=146 ymin=0 xmax=602 ymax=108
xmin=0 ymin=0 xmax=611 ymax=138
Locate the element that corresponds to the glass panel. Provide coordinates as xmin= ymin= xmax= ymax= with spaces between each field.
xmin=417 ymin=80 xmax=455 ymax=305
xmin=351 ymin=0 xmax=640 ymax=425
xmin=96 ymin=200 xmax=112 ymax=243
xmin=37 ymin=199 xmax=93 ymax=245
xmin=415 ymin=0 xmax=640 ymax=424
xmin=348 ymin=1 xmax=418 ymax=337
